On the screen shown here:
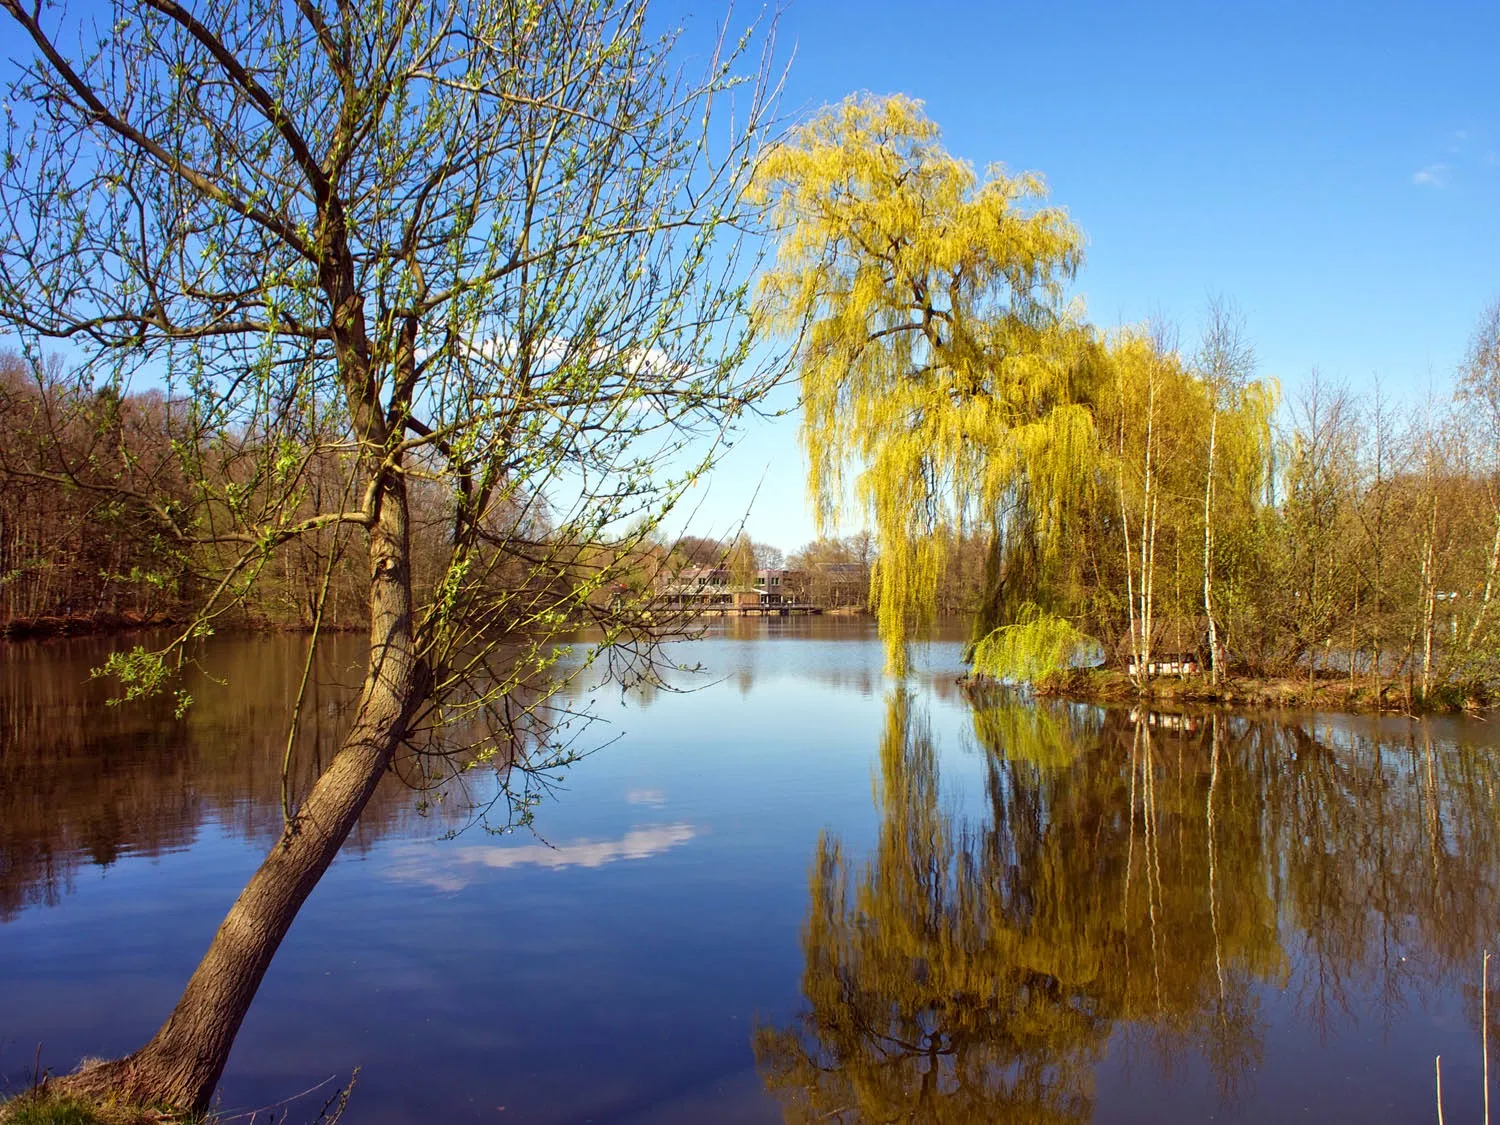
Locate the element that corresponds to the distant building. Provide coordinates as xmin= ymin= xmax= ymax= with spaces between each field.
xmin=1125 ymin=653 xmax=1200 ymax=677
xmin=656 ymin=566 xmax=808 ymax=608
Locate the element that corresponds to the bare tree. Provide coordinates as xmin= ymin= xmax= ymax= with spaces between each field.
xmin=1282 ymin=373 xmax=1358 ymax=682
xmin=1196 ymin=298 xmax=1256 ymax=684
xmin=0 ymin=0 xmax=781 ymax=1110
xmin=1459 ymin=300 xmax=1500 ymax=650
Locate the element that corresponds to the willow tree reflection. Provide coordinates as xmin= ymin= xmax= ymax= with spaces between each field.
xmin=1254 ymin=716 xmax=1500 ymax=1031
xmin=757 ymin=692 xmax=1110 ymax=1123
xmin=758 ymin=692 xmax=1500 ymax=1122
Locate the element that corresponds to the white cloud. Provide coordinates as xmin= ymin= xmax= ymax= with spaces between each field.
xmin=625 ymin=787 xmax=667 ymax=807
xmin=382 ymin=823 xmax=697 ymax=890
xmin=1412 ymin=163 xmax=1451 ymax=188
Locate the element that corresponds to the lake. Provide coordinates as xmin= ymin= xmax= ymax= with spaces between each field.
xmin=1 ymin=620 xmax=1496 ymax=1123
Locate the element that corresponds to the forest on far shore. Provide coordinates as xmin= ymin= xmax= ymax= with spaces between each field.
xmin=7 ymin=317 xmax=1500 ymax=711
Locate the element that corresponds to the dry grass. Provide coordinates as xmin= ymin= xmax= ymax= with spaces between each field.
xmin=0 ymin=1091 xmax=189 ymax=1125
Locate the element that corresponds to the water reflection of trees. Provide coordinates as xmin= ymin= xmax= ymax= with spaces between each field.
xmin=757 ymin=692 xmax=1500 ymax=1122
xmin=0 ymin=634 xmax=518 ymax=920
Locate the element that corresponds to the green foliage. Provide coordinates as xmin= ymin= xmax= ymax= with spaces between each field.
xmin=93 ymin=646 xmax=172 ymax=705
xmin=754 ymin=94 xmax=1089 ymax=674
xmin=0 ymin=1091 xmax=192 ymax=1125
xmin=91 ymin=620 xmax=213 ymax=714
xmin=970 ymin=603 xmax=1099 ymax=685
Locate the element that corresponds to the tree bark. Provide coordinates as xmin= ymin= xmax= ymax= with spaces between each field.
xmin=1420 ymin=493 xmax=1437 ymax=702
xmin=1203 ymin=408 xmax=1220 ymax=683
xmin=971 ymin=497 xmax=1038 ymax=647
xmin=1465 ymin=505 xmax=1500 ymax=649
xmin=55 ymin=479 xmax=419 ymax=1113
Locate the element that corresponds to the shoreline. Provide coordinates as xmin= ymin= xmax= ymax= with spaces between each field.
xmin=0 ymin=614 xmax=370 ymax=642
xmin=0 ymin=611 xmax=180 ymax=641
xmin=963 ymin=668 xmax=1490 ymax=717
xmin=2 ymin=609 xmax=878 ymax=644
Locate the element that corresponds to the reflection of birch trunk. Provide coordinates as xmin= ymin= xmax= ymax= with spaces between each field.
xmin=1423 ymin=725 xmax=1441 ymax=891
xmin=1207 ymin=714 xmax=1225 ymax=1005
xmin=1130 ymin=720 xmax=1164 ymax=1009
xmin=1145 ymin=725 xmax=1163 ymax=1010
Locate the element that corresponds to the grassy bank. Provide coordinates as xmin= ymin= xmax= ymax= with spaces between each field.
xmin=0 ymin=1091 xmax=189 ymax=1125
xmin=0 ymin=1065 xmax=357 ymax=1125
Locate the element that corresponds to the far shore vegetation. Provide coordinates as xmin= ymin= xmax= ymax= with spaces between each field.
xmin=755 ymin=94 xmax=1500 ymax=715
xmin=9 ymin=324 xmax=1499 ymax=718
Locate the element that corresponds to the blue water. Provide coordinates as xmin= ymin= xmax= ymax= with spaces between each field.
xmin=0 ymin=621 xmax=1495 ymax=1123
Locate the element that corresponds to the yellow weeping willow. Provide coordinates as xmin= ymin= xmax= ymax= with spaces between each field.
xmin=970 ymin=602 xmax=1101 ymax=686
xmin=753 ymin=94 xmax=1093 ymax=674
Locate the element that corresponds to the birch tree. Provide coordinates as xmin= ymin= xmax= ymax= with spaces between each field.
xmin=1458 ymin=300 xmax=1500 ymax=655
xmin=1195 ymin=300 xmax=1257 ymax=684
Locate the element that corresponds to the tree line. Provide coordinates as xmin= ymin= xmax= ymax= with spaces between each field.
xmin=755 ymin=93 xmax=1500 ymax=705
xmin=16 ymin=303 xmax=1500 ymax=718
xmin=0 ymin=366 xmax=957 ymax=627
xmin=0 ymin=347 xmax=686 ymax=637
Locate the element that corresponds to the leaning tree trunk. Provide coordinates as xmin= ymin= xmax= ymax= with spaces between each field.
xmin=969 ymin=495 xmax=1039 ymax=651
xmin=56 ymin=481 xmax=420 ymax=1113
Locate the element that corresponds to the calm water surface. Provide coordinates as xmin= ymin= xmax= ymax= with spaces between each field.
xmin=1 ymin=620 xmax=1497 ymax=1123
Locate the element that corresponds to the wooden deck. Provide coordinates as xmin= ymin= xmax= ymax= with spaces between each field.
xmin=693 ymin=602 xmax=824 ymax=617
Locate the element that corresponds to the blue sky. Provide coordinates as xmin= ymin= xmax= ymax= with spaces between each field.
xmin=673 ymin=0 xmax=1500 ymax=553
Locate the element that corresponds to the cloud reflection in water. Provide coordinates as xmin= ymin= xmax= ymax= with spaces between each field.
xmin=383 ymin=823 xmax=698 ymax=891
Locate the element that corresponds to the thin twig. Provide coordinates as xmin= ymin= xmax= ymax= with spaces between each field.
xmin=213 ymin=1074 xmax=339 ymax=1123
